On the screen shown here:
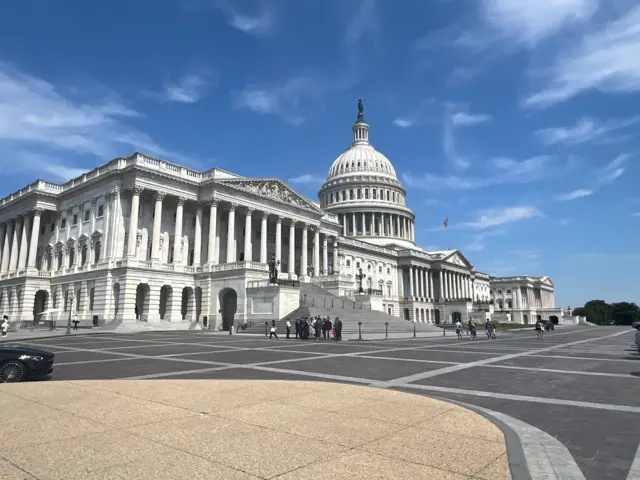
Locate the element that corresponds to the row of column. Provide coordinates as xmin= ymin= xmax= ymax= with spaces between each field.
xmin=131 ymin=188 xmax=339 ymax=275
xmin=340 ymin=212 xmax=414 ymax=241
xmin=0 ymin=209 xmax=43 ymax=274
xmin=405 ymin=266 xmax=473 ymax=301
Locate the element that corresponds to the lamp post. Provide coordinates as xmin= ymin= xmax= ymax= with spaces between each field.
xmin=355 ymin=268 xmax=366 ymax=294
xmin=66 ymin=290 xmax=75 ymax=335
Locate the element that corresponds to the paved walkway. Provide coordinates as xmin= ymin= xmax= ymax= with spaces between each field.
xmin=0 ymin=380 xmax=511 ymax=479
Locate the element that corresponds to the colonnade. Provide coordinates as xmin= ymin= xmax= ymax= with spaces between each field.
xmin=404 ymin=266 xmax=473 ymax=301
xmin=505 ymin=287 xmax=554 ymax=310
xmin=0 ymin=208 xmax=43 ymax=274
xmin=339 ymin=212 xmax=414 ymax=241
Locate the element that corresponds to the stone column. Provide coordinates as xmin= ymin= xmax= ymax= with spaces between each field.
xmin=101 ymin=190 xmax=113 ymax=261
xmin=288 ymin=220 xmax=295 ymax=277
xmin=207 ymin=199 xmax=218 ymax=264
xmin=17 ymin=215 xmax=30 ymax=270
xmin=313 ymin=228 xmax=320 ymax=276
xmin=150 ymin=192 xmax=165 ymax=261
xmin=260 ymin=211 xmax=268 ymax=263
xmin=0 ymin=223 xmax=5 ymax=269
xmin=395 ymin=216 xmax=400 ymax=237
xmin=244 ymin=208 xmax=253 ymax=262
xmin=193 ymin=203 xmax=203 ymax=265
xmin=9 ymin=218 xmax=21 ymax=271
xmin=352 ymin=213 xmax=356 ymax=235
xmin=417 ymin=267 xmax=423 ymax=298
xmin=300 ymin=224 xmax=308 ymax=278
xmin=342 ymin=216 xmax=346 ymax=236
xmin=377 ymin=214 xmax=383 ymax=236
xmin=332 ymin=239 xmax=338 ymax=274
xmin=428 ymin=270 xmax=434 ymax=299
xmin=172 ymin=197 xmax=185 ymax=264
xmin=126 ymin=187 xmax=142 ymax=258
xmin=408 ymin=267 xmax=414 ymax=297
xmin=442 ymin=270 xmax=448 ymax=299
xmin=369 ymin=214 xmax=374 ymax=235
xmin=322 ymin=235 xmax=328 ymax=275
xmin=226 ymin=204 xmax=237 ymax=264
xmin=361 ymin=213 xmax=365 ymax=235
xmin=27 ymin=209 xmax=43 ymax=269
xmin=274 ymin=216 xmax=282 ymax=271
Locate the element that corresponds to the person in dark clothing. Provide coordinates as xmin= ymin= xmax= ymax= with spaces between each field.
xmin=335 ymin=317 xmax=342 ymax=341
xmin=295 ymin=318 xmax=301 ymax=339
xmin=326 ymin=318 xmax=333 ymax=340
xmin=322 ymin=319 xmax=327 ymax=339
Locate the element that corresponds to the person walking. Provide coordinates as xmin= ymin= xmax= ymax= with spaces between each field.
xmin=455 ymin=319 xmax=463 ymax=340
xmin=1 ymin=315 xmax=8 ymax=337
xmin=469 ymin=320 xmax=477 ymax=340
xmin=485 ymin=318 xmax=493 ymax=339
xmin=535 ymin=319 xmax=544 ymax=339
xmin=269 ymin=320 xmax=279 ymax=340
xmin=314 ymin=317 xmax=322 ymax=342
xmin=286 ymin=319 xmax=291 ymax=339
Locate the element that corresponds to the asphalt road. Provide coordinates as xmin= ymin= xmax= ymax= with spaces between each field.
xmin=14 ymin=325 xmax=639 ymax=479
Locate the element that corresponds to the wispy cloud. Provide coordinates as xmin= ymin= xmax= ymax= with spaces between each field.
xmin=161 ymin=72 xmax=213 ymax=103
xmin=555 ymin=188 xmax=594 ymax=201
xmin=536 ymin=116 xmax=640 ymax=145
xmin=463 ymin=206 xmax=543 ymax=229
xmin=443 ymin=112 xmax=469 ymax=170
xmin=451 ymin=112 xmax=492 ymax=126
xmin=524 ymin=6 xmax=640 ymax=107
xmin=631 ymin=212 xmax=640 ymax=217
xmin=465 ymin=229 xmax=505 ymax=251
xmin=481 ymin=0 xmax=597 ymax=47
xmin=597 ymin=153 xmax=629 ymax=186
xmin=216 ymin=0 xmax=274 ymax=35
xmin=0 ymin=63 xmax=177 ymax=180
xmin=403 ymin=155 xmax=549 ymax=191
xmin=288 ymin=174 xmax=325 ymax=186
xmin=393 ymin=118 xmax=414 ymax=128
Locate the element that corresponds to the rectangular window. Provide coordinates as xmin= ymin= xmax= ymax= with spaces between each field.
xmin=97 ymin=205 xmax=104 ymax=218
xmin=51 ymin=223 xmax=55 ymax=232
xmin=84 ymin=210 xmax=90 ymax=222
xmin=61 ymin=218 xmax=66 ymax=230
xmin=72 ymin=214 xmax=78 ymax=225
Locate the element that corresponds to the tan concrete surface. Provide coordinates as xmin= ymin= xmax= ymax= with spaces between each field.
xmin=0 ymin=380 xmax=511 ymax=479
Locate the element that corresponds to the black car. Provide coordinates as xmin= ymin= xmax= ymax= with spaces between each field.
xmin=0 ymin=345 xmax=55 ymax=383
xmin=544 ymin=321 xmax=555 ymax=331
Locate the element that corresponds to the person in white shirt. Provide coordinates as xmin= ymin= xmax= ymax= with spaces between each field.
xmin=455 ymin=320 xmax=463 ymax=339
xmin=286 ymin=319 xmax=291 ymax=339
xmin=1 ymin=315 xmax=8 ymax=337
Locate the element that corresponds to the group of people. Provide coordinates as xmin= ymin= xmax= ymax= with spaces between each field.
xmin=455 ymin=318 xmax=498 ymax=340
xmin=269 ymin=316 xmax=343 ymax=341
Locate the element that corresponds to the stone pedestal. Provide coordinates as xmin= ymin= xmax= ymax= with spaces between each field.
xmin=246 ymin=285 xmax=300 ymax=321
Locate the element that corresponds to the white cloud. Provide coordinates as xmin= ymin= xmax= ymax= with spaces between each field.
xmin=463 ymin=206 xmax=543 ymax=229
xmin=162 ymin=73 xmax=212 ymax=103
xmin=402 ymin=155 xmax=549 ymax=191
xmin=0 ymin=63 xmax=177 ymax=180
xmin=465 ymin=229 xmax=504 ymax=251
xmin=393 ymin=118 xmax=414 ymax=128
xmin=451 ymin=112 xmax=492 ymax=126
xmin=597 ymin=153 xmax=629 ymax=186
xmin=288 ymin=174 xmax=325 ymax=185
xmin=481 ymin=0 xmax=598 ymax=47
xmin=631 ymin=212 xmax=640 ymax=217
xmin=525 ymin=6 xmax=640 ymax=107
xmin=443 ymin=113 xmax=470 ymax=170
xmin=216 ymin=0 xmax=274 ymax=35
xmin=555 ymin=188 xmax=594 ymax=201
xmin=536 ymin=116 xmax=640 ymax=145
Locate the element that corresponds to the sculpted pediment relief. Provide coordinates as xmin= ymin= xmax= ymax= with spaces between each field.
xmin=217 ymin=179 xmax=322 ymax=214
xmin=445 ymin=251 xmax=471 ymax=268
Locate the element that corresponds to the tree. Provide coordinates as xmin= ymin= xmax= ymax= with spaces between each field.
xmin=582 ymin=300 xmax=612 ymax=325
xmin=574 ymin=300 xmax=640 ymax=325
xmin=610 ymin=302 xmax=640 ymax=325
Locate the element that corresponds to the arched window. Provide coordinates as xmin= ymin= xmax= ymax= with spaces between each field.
xmin=372 ymin=189 xmax=377 ymax=199
xmin=341 ymin=191 xmax=346 ymax=201
xmin=349 ymin=189 xmax=354 ymax=200
xmin=357 ymin=189 xmax=361 ymax=199
xmin=364 ymin=189 xmax=369 ymax=199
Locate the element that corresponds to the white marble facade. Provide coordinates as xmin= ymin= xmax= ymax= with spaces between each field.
xmin=0 ymin=102 xmax=562 ymax=329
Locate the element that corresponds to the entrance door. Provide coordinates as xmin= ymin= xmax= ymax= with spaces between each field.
xmin=220 ymin=289 xmax=238 ymax=331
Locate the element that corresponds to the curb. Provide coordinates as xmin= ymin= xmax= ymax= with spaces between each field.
xmin=433 ymin=396 xmax=531 ymax=480
xmin=0 ymin=331 xmax=114 ymax=343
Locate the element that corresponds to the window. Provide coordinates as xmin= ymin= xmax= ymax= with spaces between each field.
xmin=51 ymin=223 xmax=55 ymax=232
xmin=60 ymin=218 xmax=66 ymax=230
xmin=387 ymin=268 xmax=390 ymax=274
xmin=72 ymin=214 xmax=78 ymax=225
xmin=506 ymin=289 xmax=511 ymax=294
xmin=84 ymin=210 xmax=90 ymax=222
xmin=356 ymin=262 xmax=360 ymax=268
xmin=97 ymin=205 xmax=104 ymax=217
xmin=346 ymin=259 xmax=351 ymax=267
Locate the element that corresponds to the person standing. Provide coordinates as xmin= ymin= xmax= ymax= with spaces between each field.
xmin=1 ymin=315 xmax=8 ymax=337
xmin=286 ymin=319 xmax=291 ymax=339
xmin=335 ymin=317 xmax=342 ymax=341
xmin=535 ymin=319 xmax=544 ymax=339
xmin=295 ymin=318 xmax=301 ymax=339
xmin=269 ymin=320 xmax=279 ymax=340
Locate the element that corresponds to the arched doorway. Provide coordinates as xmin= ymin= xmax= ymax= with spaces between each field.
xmin=181 ymin=287 xmax=194 ymax=320
xmin=403 ymin=308 xmax=410 ymax=320
xmin=536 ymin=314 xmax=542 ymax=322
xmin=135 ymin=284 xmax=150 ymax=320
xmin=523 ymin=314 xmax=529 ymax=325
xmin=434 ymin=309 xmax=441 ymax=325
xmin=219 ymin=288 xmax=238 ymax=331
xmin=33 ymin=290 xmax=49 ymax=324
xmin=451 ymin=311 xmax=461 ymax=324
xmin=549 ymin=315 xmax=559 ymax=324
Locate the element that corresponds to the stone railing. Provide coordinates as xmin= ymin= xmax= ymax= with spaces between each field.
xmin=209 ymin=261 xmax=268 ymax=272
xmin=338 ymin=237 xmax=398 ymax=256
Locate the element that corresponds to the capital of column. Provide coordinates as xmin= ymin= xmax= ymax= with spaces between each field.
xmin=245 ymin=207 xmax=254 ymax=216
xmin=207 ymin=198 xmax=220 ymax=207
xmin=300 ymin=222 xmax=308 ymax=231
xmin=261 ymin=210 xmax=269 ymax=220
xmin=154 ymin=191 xmax=167 ymax=202
xmin=176 ymin=197 xmax=187 ymax=206
xmin=32 ymin=208 xmax=44 ymax=217
xmin=130 ymin=185 xmax=144 ymax=196
xmin=289 ymin=219 xmax=297 ymax=227
xmin=228 ymin=203 xmax=238 ymax=212
xmin=274 ymin=215 xmax=282 ymax=224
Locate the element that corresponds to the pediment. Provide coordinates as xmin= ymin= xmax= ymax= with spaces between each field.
xmin=216 ymin=178 xmax=323 ymax=214
xmin=540 ymin=276 xmax=554 ymax=286
xmin=444 ymin=250 xmax=473 ymax=268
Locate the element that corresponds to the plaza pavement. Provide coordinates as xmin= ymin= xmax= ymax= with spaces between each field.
xmin=0 ymin=325 xmax=637 ymax=479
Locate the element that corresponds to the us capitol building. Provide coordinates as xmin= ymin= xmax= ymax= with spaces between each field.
xmin=0 ymin=101 xmax=563 ymax=330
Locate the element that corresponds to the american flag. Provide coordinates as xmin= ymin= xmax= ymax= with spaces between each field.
xmin=443 ymin=217 xmax=449 ymax=228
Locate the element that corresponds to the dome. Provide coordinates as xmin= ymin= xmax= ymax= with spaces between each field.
xmin=326 ymin=99 xmax=397 ymax=181
xmin=327 ymin=144 xmax=397 ymax=180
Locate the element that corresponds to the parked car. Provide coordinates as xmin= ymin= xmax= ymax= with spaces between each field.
xmin=0 ymin=345 xmax=55 ymax=383
xmin=635 ymin=330 xmax=640 ymax=353
xmin=632 ymin=321 xmax=640 ymax=330
xmin=544 ymin=321 xmax=555 ymax=331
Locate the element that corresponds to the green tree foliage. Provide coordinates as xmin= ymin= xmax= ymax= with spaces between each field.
xmin=574 ymin=300 xmax=640 ymax=325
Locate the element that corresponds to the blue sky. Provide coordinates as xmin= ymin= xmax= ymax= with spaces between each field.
xmin=0 ymin=0 xmax=638 ymax=307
